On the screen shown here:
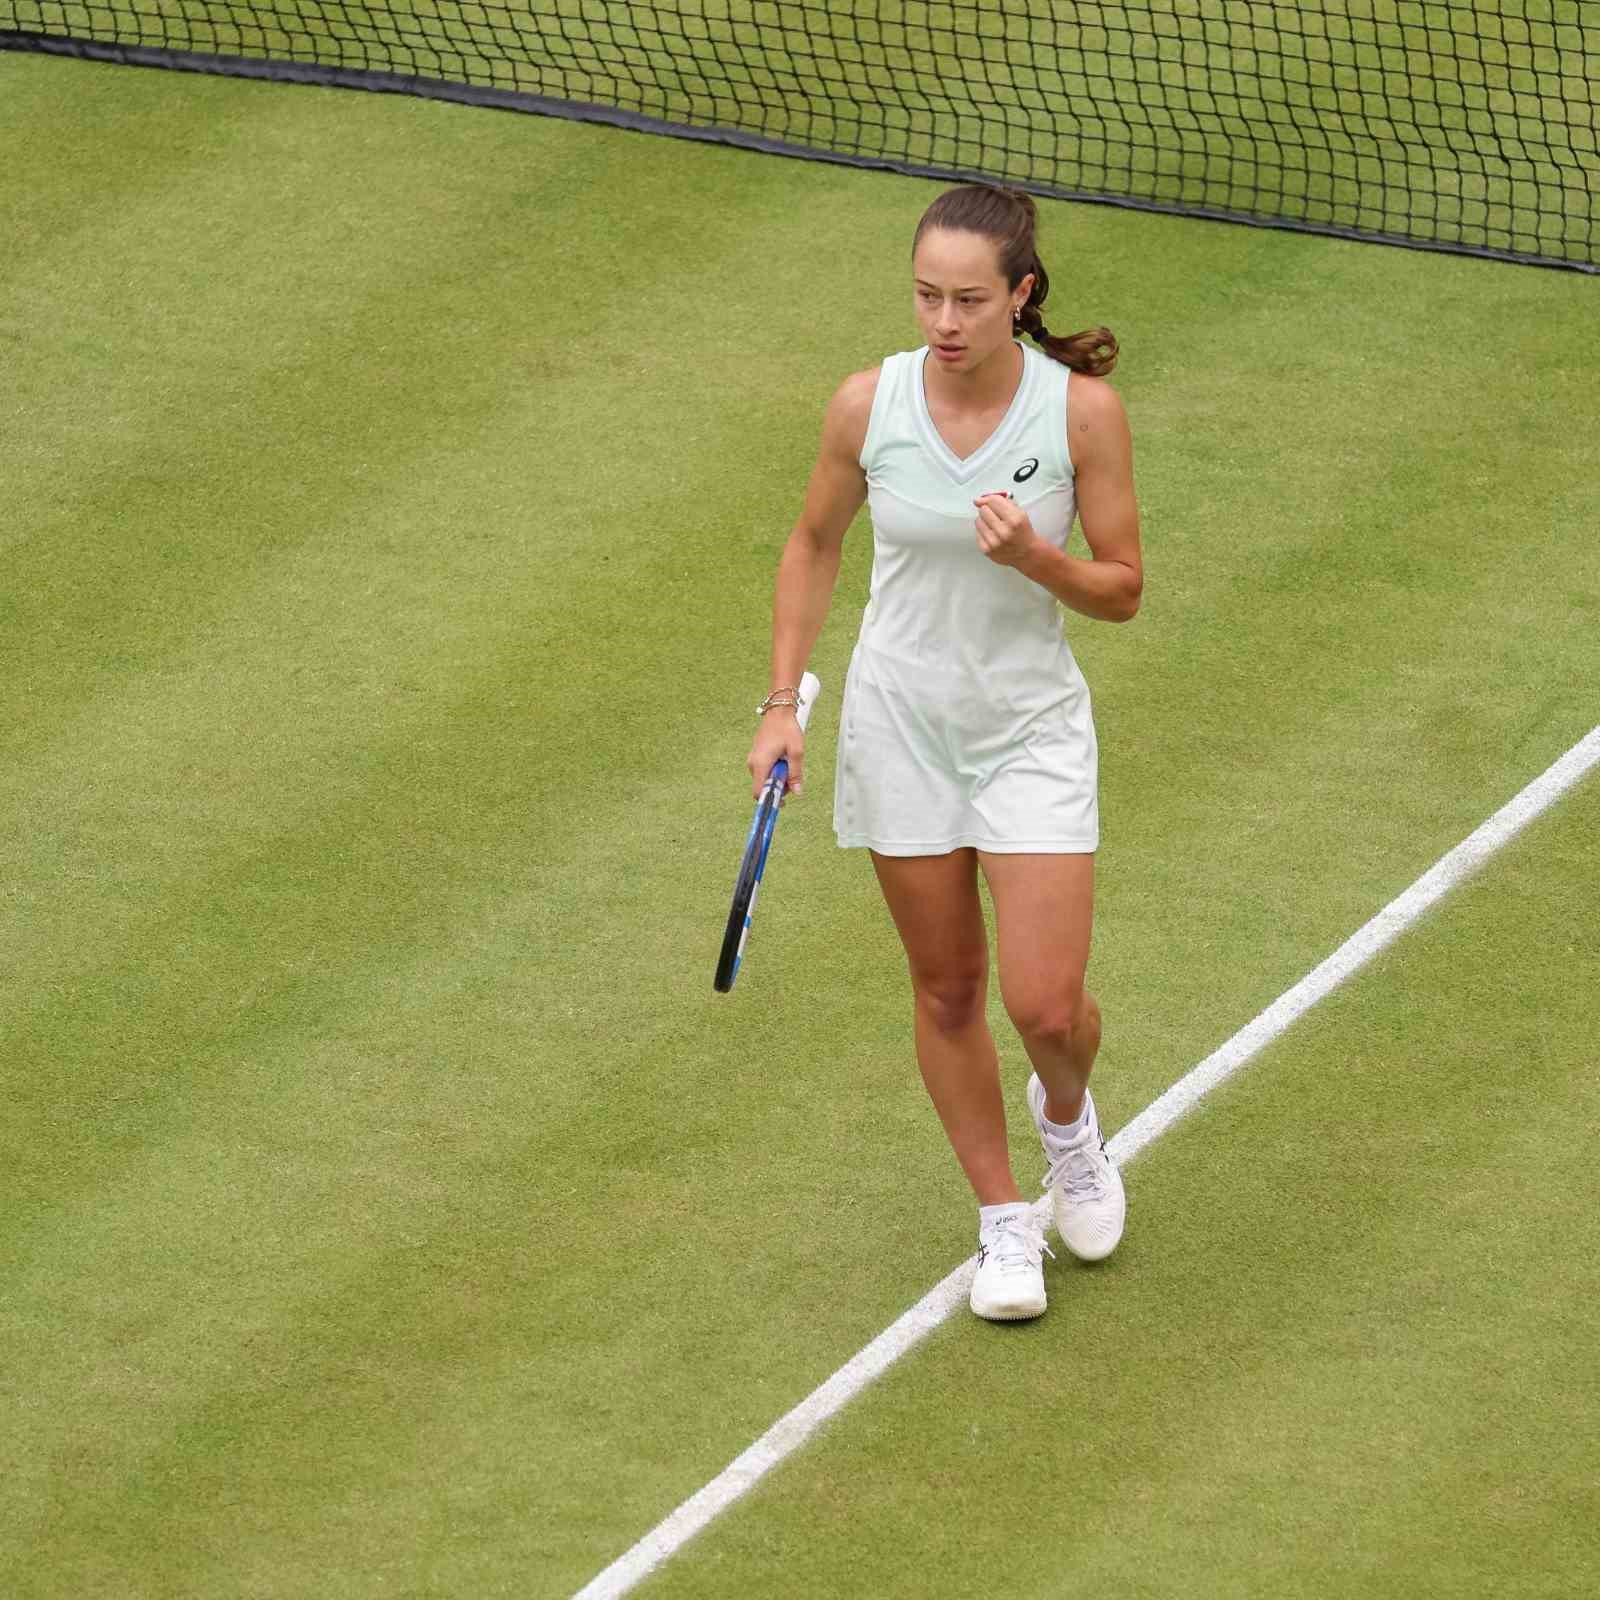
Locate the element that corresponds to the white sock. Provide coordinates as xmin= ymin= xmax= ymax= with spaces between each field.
xmin=978 ymin=1201 xmax=1030 ymax=1233
xmin=1042 ymin=1088 xmax=1092 ymax=1144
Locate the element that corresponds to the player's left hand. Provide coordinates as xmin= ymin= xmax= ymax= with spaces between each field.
xmin=973 ymin=492 xmax=1043 ymax=568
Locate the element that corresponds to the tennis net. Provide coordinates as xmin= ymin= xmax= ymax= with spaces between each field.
xmin=3 ymin=2 xmax=1595 ymax=271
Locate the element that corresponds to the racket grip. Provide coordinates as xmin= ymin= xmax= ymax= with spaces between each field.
xmin=794 ymin=671 xmax=822 ymax=734
xmin=760 ymin=673 xmax=821 ymax=794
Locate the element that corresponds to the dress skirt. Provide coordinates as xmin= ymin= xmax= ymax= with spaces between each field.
xmin=832 ymin=640 xmax=1099 ymax=857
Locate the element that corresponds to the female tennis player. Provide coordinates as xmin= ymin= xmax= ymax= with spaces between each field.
xmin=747 ymin=183 xmax=1142 ymax=1321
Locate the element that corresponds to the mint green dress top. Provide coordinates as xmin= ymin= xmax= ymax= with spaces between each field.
xmin=833 ymin=342 xmax=1099 ymax=856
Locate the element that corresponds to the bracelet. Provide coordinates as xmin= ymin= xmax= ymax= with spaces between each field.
xmin=757 ymin=685 xmax=802 ymax=715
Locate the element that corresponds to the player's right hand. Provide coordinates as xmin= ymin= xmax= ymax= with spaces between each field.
xmin=747 ymin=711 xmax=804 ymax=802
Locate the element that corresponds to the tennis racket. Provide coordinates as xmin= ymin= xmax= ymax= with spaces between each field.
xmin=714 ymin=670 xmax=822 ymax=994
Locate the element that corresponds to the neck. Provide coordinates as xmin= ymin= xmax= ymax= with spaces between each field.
xmin=926 ymin=338 xmax=1024 ymax=409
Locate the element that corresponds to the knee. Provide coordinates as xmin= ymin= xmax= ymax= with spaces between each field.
xmin=1010 ymin=984 xmax=1098 ymax=1052
xmin=911 ymin=966 xmax=988 ymax=1035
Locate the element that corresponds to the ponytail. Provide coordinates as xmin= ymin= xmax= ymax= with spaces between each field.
xmin=914 ymin=184 xmax=1120 ymax=376
xmin=1014 ymin=249 xmax=1118 ymax=375
xmin=1017 ymin=302 xmax=1118 ymax=376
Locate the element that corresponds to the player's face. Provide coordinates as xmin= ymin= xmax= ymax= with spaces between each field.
xmin=912 ymin=228 xmax=1032 ymax=376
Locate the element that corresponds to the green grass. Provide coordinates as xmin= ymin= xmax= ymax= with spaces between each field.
xmin=2 ymin=0 xmax=1595 ymax=263
xmin=2 ymin=44 xmax=1598 ymax=1600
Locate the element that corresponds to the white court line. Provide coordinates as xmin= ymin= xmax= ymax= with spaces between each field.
xmin=573 ymin=725 xmax=1600 ymax=1600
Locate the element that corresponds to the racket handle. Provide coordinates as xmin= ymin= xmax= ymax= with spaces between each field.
xmin=764 ymin=673 xmax=820 ymax=792
xmin=757 ymin=673 xmax=822 ymax=796
xmin=794 ymin=671 xmax=822 ymax=734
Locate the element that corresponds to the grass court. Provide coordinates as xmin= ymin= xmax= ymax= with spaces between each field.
xmin=2 ymin=30 xmax=1598 ymax=1599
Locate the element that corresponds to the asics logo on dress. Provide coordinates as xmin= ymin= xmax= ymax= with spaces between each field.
xmin=1012 ymin=457 xmax=1039 ymax=482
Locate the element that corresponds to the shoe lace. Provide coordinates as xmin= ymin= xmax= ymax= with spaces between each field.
xmin=986 ymin=1211 xmax=1055 ymax=1274
xmin=1042 ymin=1136 xmax=1111 ymax=1203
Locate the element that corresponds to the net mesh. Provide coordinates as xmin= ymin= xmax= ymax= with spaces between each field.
xmin=3 ymin=2 xmax=1595 ymax=270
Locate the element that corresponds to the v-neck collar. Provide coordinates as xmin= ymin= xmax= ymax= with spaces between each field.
xmin=912 ymin=342 xmax=1035 ymax=485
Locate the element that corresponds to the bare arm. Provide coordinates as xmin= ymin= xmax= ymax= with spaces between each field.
xmin=747 ymin=369 xmax=876 ymax=797
xmin=974 ymin=375 xmax=1143 ymax=622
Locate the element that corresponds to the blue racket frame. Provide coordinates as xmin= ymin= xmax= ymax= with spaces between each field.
xmin=713 ymin=757 xmax=789 ymax=993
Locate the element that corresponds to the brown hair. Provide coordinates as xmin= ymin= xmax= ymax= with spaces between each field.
xmin=912 ymin=184 xmax=1118 ymax=377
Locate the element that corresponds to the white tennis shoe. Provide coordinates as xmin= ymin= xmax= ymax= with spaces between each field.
xmin=969 ymin=1203 xmax=1052 ymax=1321
xmin=1027 ymin=1075 xmax=1126 ymax=1261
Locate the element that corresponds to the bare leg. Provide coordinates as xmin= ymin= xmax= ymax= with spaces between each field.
xmin=977 ymin=852 xmax=1099 ymax=1125
xmin=869 ymin=849 xmax=1019 ymax=1205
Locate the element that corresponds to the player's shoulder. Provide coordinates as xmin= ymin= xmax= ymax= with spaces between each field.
xmin=830 ymin=364 xmax=883 ymax=422
xmin=1066 ymin=369 xmax=1132 ymax=472
xmin=820 ymin=364 xmax=883 ymax=454
xmin=1064 ymin=370 xmax=1127 ymax=425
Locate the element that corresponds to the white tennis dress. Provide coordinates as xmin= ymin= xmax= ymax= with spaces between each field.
xmin=833 ymin=341 xmax=1099 ymax=856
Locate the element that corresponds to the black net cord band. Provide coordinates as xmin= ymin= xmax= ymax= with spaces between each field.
xmin=3 ymin=0 xmax=1595 ymax=277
